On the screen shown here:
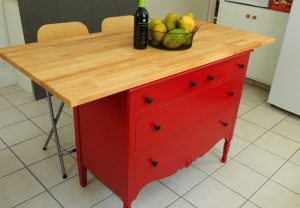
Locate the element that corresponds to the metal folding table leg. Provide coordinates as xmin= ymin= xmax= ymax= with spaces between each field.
xmin=46 ymin=92 xmax=67 ymax=179
xmin=43 ymin=102 xmax=64 ymax=150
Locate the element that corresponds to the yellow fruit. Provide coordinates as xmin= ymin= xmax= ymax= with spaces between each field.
xmin=178 ymin=14 xmax=195 ymax=32
xmin=163 ymin=28 xmax=188 ymax=49
xmin=148 ymin=18 xmax=163 ymax=30
xmin=152 ymin=23 xmax=167 ymax=43
xmin=164 ymin=12 xmax=178 ymax=31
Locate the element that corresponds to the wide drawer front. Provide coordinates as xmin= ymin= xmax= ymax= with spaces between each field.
xmin=134 ymin=105 xmax=237 ymax=190
xmin=130 ymin=52 xmax=249 ymax=112
xmin=135 ymin=74 xmax=244 ymax=153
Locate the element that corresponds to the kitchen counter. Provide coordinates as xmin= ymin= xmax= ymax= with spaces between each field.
xmin=0 ymin=22 xmax=273 ymax=107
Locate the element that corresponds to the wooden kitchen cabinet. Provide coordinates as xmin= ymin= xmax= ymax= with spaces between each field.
xmin=217 ymin=0 xmax=289 ymax=85
xmin=74 ymin=52 xmax=250 ymax=207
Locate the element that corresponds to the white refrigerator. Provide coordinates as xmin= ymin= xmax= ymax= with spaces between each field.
xmin=268 ymin=1 xmax=300 ymax=116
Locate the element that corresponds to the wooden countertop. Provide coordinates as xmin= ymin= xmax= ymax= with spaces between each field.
xmin=0 ymin=22 xmax=274 ymax=107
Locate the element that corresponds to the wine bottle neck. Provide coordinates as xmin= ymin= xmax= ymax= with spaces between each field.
xmin=138 ymin=0 xmax=145 ymax=7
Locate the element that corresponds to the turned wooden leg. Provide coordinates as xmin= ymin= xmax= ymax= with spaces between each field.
xmin=123 ymin=203 xmax=132 ymax=208
xmin=78 ymin=164 xmax=87 ymax=187
xmin=221 ymin=139 xmax=231 ymax=163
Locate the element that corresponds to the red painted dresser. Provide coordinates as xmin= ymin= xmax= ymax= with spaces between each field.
xmin=73 ymin=51 xmax=251 ymax=208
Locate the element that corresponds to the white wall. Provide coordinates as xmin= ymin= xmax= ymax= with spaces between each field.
xmin=145 ymin=0 xmax=212 ymax=21
xmin=0 ymin=0 xmax=16 ymax=87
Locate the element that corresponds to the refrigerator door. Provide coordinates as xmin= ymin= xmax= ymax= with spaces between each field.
xmin=268 ymin=1 xmax=300 ymax=115
xmin=225 ymin=0 xmax=270 ymax=8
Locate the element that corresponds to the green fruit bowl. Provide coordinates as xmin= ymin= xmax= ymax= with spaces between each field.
xmin=148 ymin=26 xmax=199 ymax=51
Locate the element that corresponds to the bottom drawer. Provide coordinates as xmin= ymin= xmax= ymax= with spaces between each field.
xmin=134 ymin=104 xmax=238 ymax=190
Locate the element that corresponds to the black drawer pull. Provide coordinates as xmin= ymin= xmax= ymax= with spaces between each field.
xmin=228 ymin=92 xmax=234 ymax=97
xmin=190 ymin=81 xmax=198 ymax=88
xmin=220 ymin=121 xmax=228 ymax=127
xmin=238 ymin=64 xmax=245 ymax=69
xmin=207 ymin=75 xmax=215 ymax=81
xmin=145 ymin=97 xmax=154 ymax=104
xmin=151 ymin=160 xmax=159 ymax=167
xmin=153 ymin=125 xmax=161 ymax=132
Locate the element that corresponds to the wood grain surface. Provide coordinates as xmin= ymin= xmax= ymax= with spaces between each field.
xmin=0 ymin=22 xmax=274 ymax=107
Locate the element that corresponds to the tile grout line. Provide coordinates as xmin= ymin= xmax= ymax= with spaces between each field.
xmin=237 ymin=146 xmax=300 ymax=208
xmin=0 ymin=95 xmax=79 ymax=208
xmin=0 ymin=137 xmax=64 ymax=208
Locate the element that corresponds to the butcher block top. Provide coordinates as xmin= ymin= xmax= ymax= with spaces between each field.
xmin=0 ymin=22 xmax=274 ymax=107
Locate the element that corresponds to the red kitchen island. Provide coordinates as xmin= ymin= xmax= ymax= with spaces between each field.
xmin=0 ymin=22 xmax=273 ymax=208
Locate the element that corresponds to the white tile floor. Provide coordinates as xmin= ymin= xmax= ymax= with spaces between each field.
xmin=0 ymin=83 xmax=300 ymax=208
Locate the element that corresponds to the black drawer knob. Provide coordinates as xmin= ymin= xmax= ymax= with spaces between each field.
xmin=153 ymin=125 xmax=161 ymax=132
xmin=190 ymin=81 xmax=198 ymax=88
xmin=145 ymin=97 xmax=154 ymax=104
xmin=207 ymin=75 xmax=215 ymax=81
xmin=228 ymin=92 xmax=234 ymax=97
xmin=151 ymin=160 xmax=159 ymax=167
xmin=220 ymin=121 xmax=228 ymax=127
xmin=238 ymin=64 xmax=245 ymax=69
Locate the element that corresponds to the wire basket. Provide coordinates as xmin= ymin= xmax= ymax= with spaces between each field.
xmin=148 ymin=26 xmax=199 ymax=50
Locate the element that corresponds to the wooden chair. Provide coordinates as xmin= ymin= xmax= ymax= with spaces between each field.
xmin=38 ymin=22 xmax=89 ymax=42
xmin=101 ymin=15 xmax=134 ymax=33
xmin=37 ymin=22 xmax=89 ymax=179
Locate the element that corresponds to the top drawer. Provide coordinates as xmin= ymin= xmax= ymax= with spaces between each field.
xmin=201 ymin=52 xmax=250 ymax=87
xmin=130 ymin=52 xmax=250 ymax=112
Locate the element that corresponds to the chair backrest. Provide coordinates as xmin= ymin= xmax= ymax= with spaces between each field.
xmin=101 ymin=15 xmax=134 ymax=33
xmin=37 ymin=22 xmax=89 ymax=42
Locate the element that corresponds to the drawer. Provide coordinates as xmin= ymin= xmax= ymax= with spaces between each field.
xmin=134 ymin=105 xmax=238 ymax=189
xmin=135 ymin=74 xmax=244 ymax=153
xmin=130 ymin=69 xmax=202 ymax=112
xmin=201 ymin=52 xmax=249 ymax=87
xmin=129 ymin=52 xmax=250 ymax=112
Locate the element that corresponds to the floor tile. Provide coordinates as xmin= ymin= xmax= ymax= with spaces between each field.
xmin=0 ymin=95 xmax=13 ymax=111
xmin=92 ymin=194 xmax=120 ymax=208
xmin=168 ymin=198 xmax=195 ymax=208
xmin=285 ymin=114 xmax=300 ymax=126
xmin=257 ymin=102 xmax=289 ymax=119
xmin=31 ymin=111 xmax=73 ymax=132
xmin=272 ymin=162 xmax=300 ymax=195
xmin=15 ymin=192 xmax=61 ymax=208
xmin=95 ymin=182 xmax=179 ymax=208
xmin=234 ymin=119 xmax=267 ymax=142
xmin=0 ymin=148 xmax=24 ymax=178
xmin=0 ymin=169 xmax=45 ymax=208
xmin=0 ymin=120 xmax=43 ymax=146
xmin=243 ymin=82 xmax=252 ymax=90
xmin=193 ymin=149 xmax=225 ymax=175
xmin=212 ymin=160 xmax=267 ymax=198
xmin=160 ymin=166 xmax=207 ymax=196
xmin=214 ymin=136 xmax=250 ymax=158
xmin=29 ymin=154 xmax=78 ymax=189
xmin=238 ymin=103 xmax=253 ymax=117
xmin=0 ymin=84 xmax=22 ymax=95
xmin=241 ymin=109 xmax=282 ymax=129
xmin=289 ymin=149 xmax=300 ymax=167
xmin=57 ymin=124 xmax=76 ymax=149
xmin=254 ymin=132 xmax=300 ymax=159
xmin=4 ymin=90 xmax=34 ymax=106
xmin=184 ymin=177 xmax=246 ymax=208
xmin=241 ymin=86 xmax=268 ymax=106
xmin=272 ymin=120 xmax=300 ymax=143
xmin=0 ymin=107 xmax=27 ymax=128
xmin=0 ymin=139 xmax=6 ymax=150
xmin=235 ymin=145 xmax=285 ymax=177
xmin=133 ymin=181 xmax=178 ymax=208
xmin=11 ymin=134 xmax=57 ymax=165
xmin=17 ymin=99 xmax=57 ymax=118
xmin=241 ymin=201 xmax=260 ymax=208
xmin=50 ymin=173 xmax=112 ymax=208
xmin=250 ymin=181 xmax=300 ymax=208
